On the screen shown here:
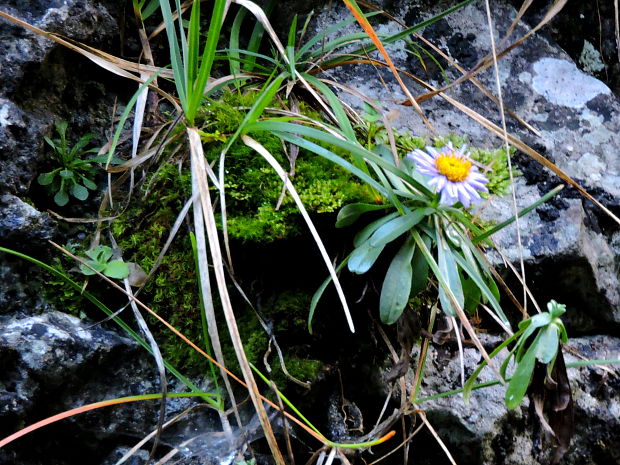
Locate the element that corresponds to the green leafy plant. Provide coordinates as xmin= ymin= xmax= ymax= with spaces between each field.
xmin=503 ymin=300 xmax=568 ymax=409
xmin=37 ymin=121 xmax=100 ymax=206
xmin=79 ymin=245 xmax=129 ymax=279
xmin=305 ymin=140 xmax=508 ymax=329
xmin=463 ymin=300 xmax=568 ymax=409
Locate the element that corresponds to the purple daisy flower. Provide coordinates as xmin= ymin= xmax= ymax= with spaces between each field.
xmin=408 ymin=142 xmax=489 ymax=208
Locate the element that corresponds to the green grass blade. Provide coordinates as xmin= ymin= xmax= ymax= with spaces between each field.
xmin=451 ymin=250 xmax=510 ymax=325
xmin=296 ymin=12 xmax=381 ymax=59
xmin=318 ymin=0 xmax=477 ymax=69
xmin=186 ymin=0 xmax=228 ymax=124
xmin=158 ymin=0 xmax=187 ymax=107
xmin=229 ymin=6 xmax=246 ymax=75
xmin=300 ymin=73 xmax=356 ymax=141
xmin=246 ymin=120 xmax=432 ymax=196
xmin=269 ymin=130 xmax=387 ymax=196
xmin=243 ymin=0 xmax=276 ymax=72
xmin=187 ymin=0 xmax=201 ymax=86
xmin=309 ymin=255 xmax=350 ymax=333
xmin=472 ymin=185 xmax=564 ymax=243
xmin=222 ymin=73 xmax=287 ymax=154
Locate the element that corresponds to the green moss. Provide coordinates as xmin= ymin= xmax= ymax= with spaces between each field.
xmin=42 ymin=256 xmax=84 ymax=317
xmin=468 ymin=145 xmax=519 ymax=196
xmin=109 ymin=162 xmax=207 ymax=373
xmin=196 ymin=90 xmax=375 ymax=243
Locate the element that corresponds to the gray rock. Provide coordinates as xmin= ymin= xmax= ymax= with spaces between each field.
xmin=0 ymin=311 xmax=146 ymax=423
xmin=0 ymin=194 xmax=56 ymax=245
xmin=391 ymin=334 xmax=620 ymax=465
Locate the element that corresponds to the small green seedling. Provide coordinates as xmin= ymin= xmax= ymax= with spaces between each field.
xmin=37 ymin=121 xmax=100 ymax=206
xmin=79 ymin=245 xmax=129 ymax=279
xmin=503 ymin=300 xmax=568 ymax=409
xmin=463 ymin=300 xmax=568 ymax=408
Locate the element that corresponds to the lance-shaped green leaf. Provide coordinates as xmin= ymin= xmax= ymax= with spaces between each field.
xmin=437 ymin=235 xmax=464 ymax=317
xmin=348 ymin=241 xmax=386 ymax=274
xmin=505 ymin=333 xmax=540 ymax=409
xmin=536 ymin=324 xmax=560 ymax=364
xmin=336 ymin=203 xmax=387 ymax=228
xmin=354 ymin=212 xmax=400 ymax=247
xmin=410 ymin=240 xmax=430 ymax=298
xmin=451 ymin=251 xmax=510 ymax=325
xmin=309 ymin=255 xmax=350 ymax=334
xmin=380 ymin=236 xmax=415 ymax=324
xmin=369 ymin=208 xmax=432 ymax=248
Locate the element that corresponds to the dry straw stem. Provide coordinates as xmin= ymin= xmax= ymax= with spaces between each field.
xmin=415 ymin=0 xmax=568 ymax=103
xmin=241 ymin=134 xmax=357 ymax=333
xmin=346 ymin=51 xmax=620 ymax=227
xmin=0 ymin=11 xmax=180 ymax=114
xmin=188 ymin=128 xmax=286 ymax=465
xmin=481 ymin=0 xmax=528 ymax=315
xmin=355 ymin=0 xmax=541 ymax=136
xmin=342 ymin=0 xmax=435 ymax=133
xmin=43 ymin=241 xmax=328 ymax=444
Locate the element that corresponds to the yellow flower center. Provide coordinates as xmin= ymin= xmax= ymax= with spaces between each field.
xmin=435 ymin=153 xmax=472 ymax=182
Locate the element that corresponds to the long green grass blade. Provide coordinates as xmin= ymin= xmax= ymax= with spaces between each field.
xmin=451 ymin=250 xmax=509 ymax=325
xmin=296 ymin=12 xmax=381 ymax=59
xmin=472 ymin=185 xmax=564 ymax=243
xmin=187 ymin=0 xmax=201 ymax=86
xmin=318 ymin=0 xmax=477 ymax=68
xmin=158 ymin=0 xmax=187 ymax=107
xmin=247 ymin=120 xmax=432 ymax=196
xmin=229 ymin=6 xmax=247 ymax=75
xmin=300 ymin=73 xmax=356 ymax=141
xmin=186 ymin=0 xmax=228 ymax=124
xmin=243 ymin=0 xmax=275 ymax=72
xmin=309 ymin=255 xmax=350 ymax=333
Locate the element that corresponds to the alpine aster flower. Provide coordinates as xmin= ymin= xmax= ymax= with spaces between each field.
xmin=408 ymin=143 xmax=489 ymax=208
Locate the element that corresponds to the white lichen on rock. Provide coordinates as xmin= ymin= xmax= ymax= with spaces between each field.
xmin=579 ymin=39 xmax=606 ymax=74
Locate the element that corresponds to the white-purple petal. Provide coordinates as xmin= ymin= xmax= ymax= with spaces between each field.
xmin=409 ymin=144 xmax=490 ymax=209
xmin=457 ymin=186 xmax=471 ymax=208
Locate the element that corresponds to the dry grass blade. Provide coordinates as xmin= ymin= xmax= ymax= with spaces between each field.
xmin=414 ymin=0 xmax=568 ymax=102
xmin=46 ymin=210 xmax=117 ymax=223
xmin=233 ymin=0 xmax=338 ymax=121
xmin=354 ymin=0 xmax=540 ymax=136
xmin=45 ymin=242 xmax=329 ymax=446
xmin=363 ymin=54 xmax=620 ymax=227
xmin=341 ymin=0 xmax=434 ymax=132
xmin=441 ymin=92 xmax=620 ymax=226
xmin=367 ymin=423 xmax=424 ymax=465
xmin=413 ymin=33 xmax=541 ymax=137
xmin=188 ymin=128 xmax=286 ymax=465
xmin=0 ymin=10 xmax=181 ymax=113
xmin=192 ymin=171 xmax=240 ymax=436
xmin=0 ymin=11 xmax=165 ymax=78
xmin=241 ymin=134 xmax=356 ymax=333
xmin=416 ymin=411 xmax=457 ymax=465
xmin=482 ymin=0 xmax=528 ymax=315
xmin=114 ymin=403 xmax=207 ymax=465
xmin=116 ymin=252 xmax=167 ymax=464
